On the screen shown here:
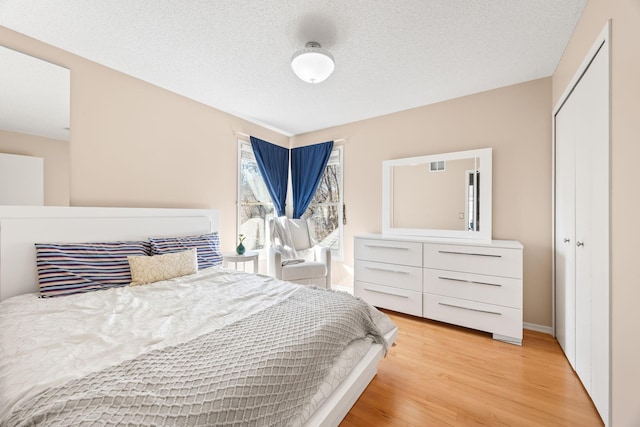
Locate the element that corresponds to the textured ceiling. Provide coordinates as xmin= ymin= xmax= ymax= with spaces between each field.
xmin=0 ymin=0 xmax=587 ymax=136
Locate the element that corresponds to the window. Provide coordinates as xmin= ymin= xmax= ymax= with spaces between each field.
xmin=302 ymin=146 xmax=344 ymax=260
xmin=237 ymin=142 xmax=343 ymax=260
xmin=237 ymin=141 xmax=275 ymax=252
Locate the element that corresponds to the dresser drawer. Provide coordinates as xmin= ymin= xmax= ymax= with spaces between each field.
xmin=423 ymin=243 xmax=522 ymax=278
xmin=423 ymin=268 xmax=521 ymax=308
xmin=355 ymin=281 xmax=422 ymax=316
xmin=355 ymin=238 xmax=422 ymax=267
xmin=423 ymin=293 xmax=522 ymax=340
xmin=355 ymin=260 xmax=422 ymax=292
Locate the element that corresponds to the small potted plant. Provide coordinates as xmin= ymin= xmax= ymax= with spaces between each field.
xmin=236 ymin=234 xmax=246 ymax=255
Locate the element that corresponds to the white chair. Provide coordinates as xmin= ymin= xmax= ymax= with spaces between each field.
xmin=268 ymin=217 xmax=331 ymax=289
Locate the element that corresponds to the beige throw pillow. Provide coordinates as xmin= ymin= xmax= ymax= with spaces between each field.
xmin=128 ymin=248 xmax=198 ymax=286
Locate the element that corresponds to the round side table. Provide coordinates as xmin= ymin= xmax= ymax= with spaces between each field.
xmin=222 ymin=251 xmax=259 ymax=273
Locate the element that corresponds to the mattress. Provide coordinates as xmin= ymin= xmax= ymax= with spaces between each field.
xmin=0 ymin=268 xmax=395 ymax=425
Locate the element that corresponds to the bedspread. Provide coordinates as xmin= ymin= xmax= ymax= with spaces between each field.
xmin=0 ymin=269 xmax=394 ymax=426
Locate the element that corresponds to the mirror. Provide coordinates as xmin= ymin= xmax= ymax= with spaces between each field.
xmin=0 ymin=45 xmax=70 ymax=141
xmin=382 ymin=148 xmax=492 ymax=241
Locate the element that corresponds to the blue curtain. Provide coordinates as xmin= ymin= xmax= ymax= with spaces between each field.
xmin=291 ymin=140 xmax=334 ymax=219
xmin=250 ymin=136 xmax=289 ymax=217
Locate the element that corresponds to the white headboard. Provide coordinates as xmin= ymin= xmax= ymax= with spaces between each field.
xmin=0 ymin=206 xmax=220 ymax=301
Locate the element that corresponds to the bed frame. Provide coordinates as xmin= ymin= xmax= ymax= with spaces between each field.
xmin=0 ymin=206 xmax=395 ymax=426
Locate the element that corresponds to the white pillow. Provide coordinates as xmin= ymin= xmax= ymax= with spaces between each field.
xmin=128 ymin=248 xmax=198 ymax=286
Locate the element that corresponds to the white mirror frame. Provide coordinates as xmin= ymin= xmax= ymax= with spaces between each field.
xmin=382 ymin=147 xmax=492 ymax=241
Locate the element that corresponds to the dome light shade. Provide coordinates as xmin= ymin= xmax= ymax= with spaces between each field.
xmin=291 ymin=42 xmax=335 ymax=84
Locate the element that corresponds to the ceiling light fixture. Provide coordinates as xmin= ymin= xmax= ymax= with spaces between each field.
xmin=291 ymin=42 xmax=335 ymax=84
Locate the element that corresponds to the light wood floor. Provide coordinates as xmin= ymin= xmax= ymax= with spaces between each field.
xmin=341 ymin=310 xmax=603 ymax=426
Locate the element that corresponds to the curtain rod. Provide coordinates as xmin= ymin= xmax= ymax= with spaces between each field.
xmin=233 ymin=131 xmax=347 ymax=143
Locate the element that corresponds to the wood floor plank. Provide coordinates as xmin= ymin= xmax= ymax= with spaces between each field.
xmin=342 ymin=310 xmax=603 ymax=426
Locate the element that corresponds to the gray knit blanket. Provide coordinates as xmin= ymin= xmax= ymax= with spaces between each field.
xmin=3 ymin=287 xmax=386 ymax=426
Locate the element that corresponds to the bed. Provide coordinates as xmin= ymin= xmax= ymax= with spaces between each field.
xmin=0 ymin=206 xmax=397 ymax=426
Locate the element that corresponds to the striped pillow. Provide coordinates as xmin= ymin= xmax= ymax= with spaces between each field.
xmin=35 ymin=241 xmax=151 ymax=298
xmin=149 ymin=233 xmax=222 ymax=269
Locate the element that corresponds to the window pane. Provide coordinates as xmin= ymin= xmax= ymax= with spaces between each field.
xmin=239 ymin=143 xmax=274 ymax=251
xmin=302 ymin=147 xmax=343 ymax=258
xmin=304 ymin=205 xmax=340 ymax=252
xmin=312 ymin=164 xmax=341 ymax=203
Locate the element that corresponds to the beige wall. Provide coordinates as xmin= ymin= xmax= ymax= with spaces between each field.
xmin=0 ymin=26 xmax=288 ymax=252
xmin=292 ymin=78 xmax=553 ymax=327
xmin=0 ymin=129 xmax=69 ymax=205
xmin=553 ymin=0 xmax=640 ymax=425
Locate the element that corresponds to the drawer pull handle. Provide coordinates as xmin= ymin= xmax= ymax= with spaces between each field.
xmin=438 ymin=276 xmax=502 ymax=287
xmin=364 ymin=288 xmax=409 ymax=298
xmin=366 ymin=266 xmax=410 ymax=275
xmin=438 ymin=302 xmax=502 ymax=315
xmin=365 ymin=244 xmax=410 ymax=250
xmin=438 ymin=250 xmax=502 ymax=258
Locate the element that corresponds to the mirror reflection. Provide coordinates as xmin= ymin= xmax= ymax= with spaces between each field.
xmin=0 ymin=45 xmax=70 ymax=141
xmin=382 ymin=148 xmax=492 ymax=241
xmin=391 ymin=157 xmax=480 ymax=231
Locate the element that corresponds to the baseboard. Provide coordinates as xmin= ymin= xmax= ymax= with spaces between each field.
xmin=523 ymin=322 xmax=553 ymax=335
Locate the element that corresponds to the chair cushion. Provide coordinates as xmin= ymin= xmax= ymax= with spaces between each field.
xmin=271 ymin=217 xmax=298 ymax=260
xmin=287 ymin=218 xmax=312 ymax=250
xmin=281 ymin=261 xmax=327 ymax=282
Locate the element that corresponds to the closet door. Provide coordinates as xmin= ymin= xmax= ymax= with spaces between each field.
xmin=573 ymin=40 xmax=610 ymax=421
xmin=572 ymin=66 xmax=594 ymax=391
xmin=554 ymin=95 xmax=576 ymax=369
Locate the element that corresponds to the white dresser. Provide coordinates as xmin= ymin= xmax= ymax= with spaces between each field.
xmin=354 ymin=234 xmax=523 ymax=345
